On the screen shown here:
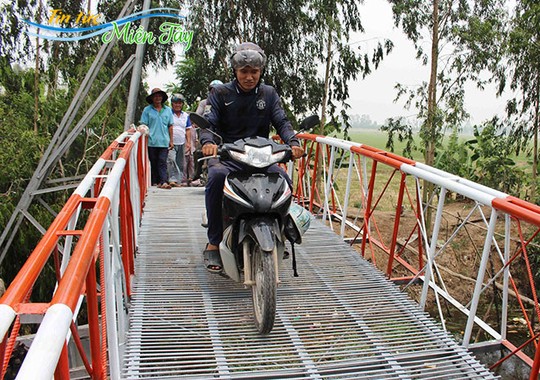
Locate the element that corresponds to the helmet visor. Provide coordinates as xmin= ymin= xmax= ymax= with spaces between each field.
xmin=231 ymin=49 xmax=265 ymax=70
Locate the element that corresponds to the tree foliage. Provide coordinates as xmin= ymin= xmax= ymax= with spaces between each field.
xmin=0 ymin=0 xmax=44 ymax=63
xmin=0 ymin=57 xmax=65 ymax=291
xmin=435 ymin=119 xmax=524 ymax=195
xmin=386 ymin=0 xmax=507 ymax=167
xmin=173 ymin=0 xmax=392 ymax=131
xmin=0 ymin=0 xmax=180 ymax=288
xmin=491 ymin=0 xmax=540 ymax=198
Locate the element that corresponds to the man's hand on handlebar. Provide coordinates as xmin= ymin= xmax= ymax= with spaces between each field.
xmin=202 ymin=143 xmax=218 ymax=157
xmin=291 ymin=145 xmax=304 ymax=160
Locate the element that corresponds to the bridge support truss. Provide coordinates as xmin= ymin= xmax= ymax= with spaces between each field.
xmin=292 ymin=133 xmax=540 ymax=378
xmin=0 ymin=129 xmax=539 ymax=378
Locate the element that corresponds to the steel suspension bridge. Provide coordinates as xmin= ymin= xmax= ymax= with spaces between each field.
xmin=1 ymin=2 xmax=540 ymax=379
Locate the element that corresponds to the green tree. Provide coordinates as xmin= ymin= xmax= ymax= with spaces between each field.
xmin=387 ymin=0 xmax=507 ymax=167
xmin=0 ymin=0 xmax=180 ymax=288
xmin=384 ymin=0 xmax=509 ymax=229
xmin=435 ymin=120 xmax=524 ymax=195
xmin=0 ymin=0 xmax=45 ymax=63
xmin=468 ymin=121 xmax=524 ymax=193
xmin=492 ymin=0 xmax=540 ymax=199
xmin=174 ymin=0 xmax=392 ymax=131
xmin=170 ymin=49 xmax=229 ymax=105
xmin=0 ymin=58 xmax=61 ymax=290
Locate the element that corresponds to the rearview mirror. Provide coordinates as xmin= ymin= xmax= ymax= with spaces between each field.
xmin=299 ymin=115 xmax=320 ymax=132
xmin=189 ymin=112 xmax=210 ymax=129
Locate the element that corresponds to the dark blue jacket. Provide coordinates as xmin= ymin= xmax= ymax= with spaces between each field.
xmin=200 ymin=80 xmax=299 ymax=147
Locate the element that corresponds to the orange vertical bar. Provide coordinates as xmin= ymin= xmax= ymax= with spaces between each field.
xmin=54 ymin=344 xmax=70 ymax=380
xmin=120 ymin=173 xmax=133 ymax=296
xmin=386 ymin=173 xmax=406 ymax=277
xmin=86 ymin=258 xmax=103 ymax=380
xmin=309 ymin=143 xmax=321 ymax=213
xmin=122 ymin=166 xmax=136 ymax=277
xmin=139 ymin=135 xmax=149 ymax=205
xmin=0 ymin=336 xmax=8 ymax=378
xmin=361 ymin=161 xmax=377 ymax=258
xmin=294 ymin=141 xmax=306 ymax=202
xmin=296 ymin=140 xmax=313 ymax=207
xmin=530 ymin=339 xmax=540 ymax=380
xmin=126 ymin=161 xmax=136 ymax=278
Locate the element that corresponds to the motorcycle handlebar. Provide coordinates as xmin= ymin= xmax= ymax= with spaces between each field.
xmin=197 ymin=146 xmax=224 ymax=162
xmin=197 ymin=146 xmax=302 ymax=163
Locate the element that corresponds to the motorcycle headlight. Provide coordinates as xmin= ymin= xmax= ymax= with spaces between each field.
xmin=229 ymin=145 xmax=286 ymax=168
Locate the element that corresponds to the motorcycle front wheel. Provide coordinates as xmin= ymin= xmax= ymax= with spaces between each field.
xmin=251 ymin=244 xmax=276 ymax=334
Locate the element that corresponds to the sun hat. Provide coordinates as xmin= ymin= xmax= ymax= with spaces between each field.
xmin=146 ymin=88 xmax=168 ymax=104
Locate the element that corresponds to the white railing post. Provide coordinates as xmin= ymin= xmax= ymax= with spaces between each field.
xmin=463 ymin=208 xmax=498 ymax=347
xmin=420 ymin=187 xmax=447 ymax=310
xmin=340 ymin=151 xmax=355 ymax=237
xmin=501 ymin=214 xmax=510 ymax=341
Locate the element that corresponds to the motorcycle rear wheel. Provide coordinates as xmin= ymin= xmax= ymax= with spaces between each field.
xmin=251 ymin=244 xmax=276 ymax=334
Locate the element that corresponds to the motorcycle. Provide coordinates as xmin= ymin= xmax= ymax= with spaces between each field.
xmin=190 ymin=113 xmax=317 ymax=334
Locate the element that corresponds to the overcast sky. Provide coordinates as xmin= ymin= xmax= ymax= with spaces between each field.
xmin=146 ymin=0 xmax=510 ymax=125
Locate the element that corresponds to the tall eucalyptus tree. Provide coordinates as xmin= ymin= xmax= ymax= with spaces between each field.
xmin=493 ymin=0 xmax=540 ymax=197
xmin=0 ymin=0 xmax=179 ymax=286
xmin=387 ymin=0 xmax=508 ymax=167
xmin=384 ymin=0 xmax=508 ymax=229
xmin=176 ymin=0 xmax=392 ymax=132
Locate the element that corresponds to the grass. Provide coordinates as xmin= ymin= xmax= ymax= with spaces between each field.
xmin=332 ymin=128 xmax=424 ymax=161
xmin=331 ymin=128 xmax=531 ymax=166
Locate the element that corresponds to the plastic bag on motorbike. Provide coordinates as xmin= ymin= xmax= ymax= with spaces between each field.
xmin=284 ymin=203 xmax=311 ymax=244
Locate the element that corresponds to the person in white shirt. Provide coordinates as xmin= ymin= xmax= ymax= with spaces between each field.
xmin=190 ymin=80 xmax=223 ymax=186
xmin=167 ymin=94 xmax=192 ymax=187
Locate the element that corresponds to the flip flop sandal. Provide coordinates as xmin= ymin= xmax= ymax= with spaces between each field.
xmin=203 ymin=247 xmax=222 ymax=273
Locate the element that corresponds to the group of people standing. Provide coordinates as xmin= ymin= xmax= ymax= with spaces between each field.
xmin=140 ymin=86 xmax=216 ymax=189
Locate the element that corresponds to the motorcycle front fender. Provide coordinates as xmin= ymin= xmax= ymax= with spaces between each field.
xmin=240 ymin=218 xmax=280 ymax=252
xmin=219 ymin=226 xmax=240 ymax=282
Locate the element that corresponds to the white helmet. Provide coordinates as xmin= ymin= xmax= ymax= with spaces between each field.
xmin=208 ymin=79 xmax=223 ymax=91
xmin=285 ymin=203 xmax=311 ymax=244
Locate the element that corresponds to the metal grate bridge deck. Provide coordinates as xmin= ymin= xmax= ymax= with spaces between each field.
xmin=121 ymin=187 xmax=498 ymax=379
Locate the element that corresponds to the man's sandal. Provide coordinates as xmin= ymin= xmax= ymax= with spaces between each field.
xmin=203 ymin=246 xmax=222 ymax=273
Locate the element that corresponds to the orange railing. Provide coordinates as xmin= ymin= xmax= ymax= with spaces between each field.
xmin=0 ymin=129 xmax=148 ymax=379
xmin=292 ymin=133 xmax=540 ymax=379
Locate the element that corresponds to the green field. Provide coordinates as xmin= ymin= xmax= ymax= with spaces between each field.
xmin=344 ymin=129 xmax=394 ymax=148
xmin=331 ymin=128 xmax=425 ymax=161
xmin=331 ymin=128 xmax=530 ymax=166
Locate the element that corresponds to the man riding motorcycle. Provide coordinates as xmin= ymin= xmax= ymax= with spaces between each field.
xmin=200 ymin=42 xmax=304 ymax=273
